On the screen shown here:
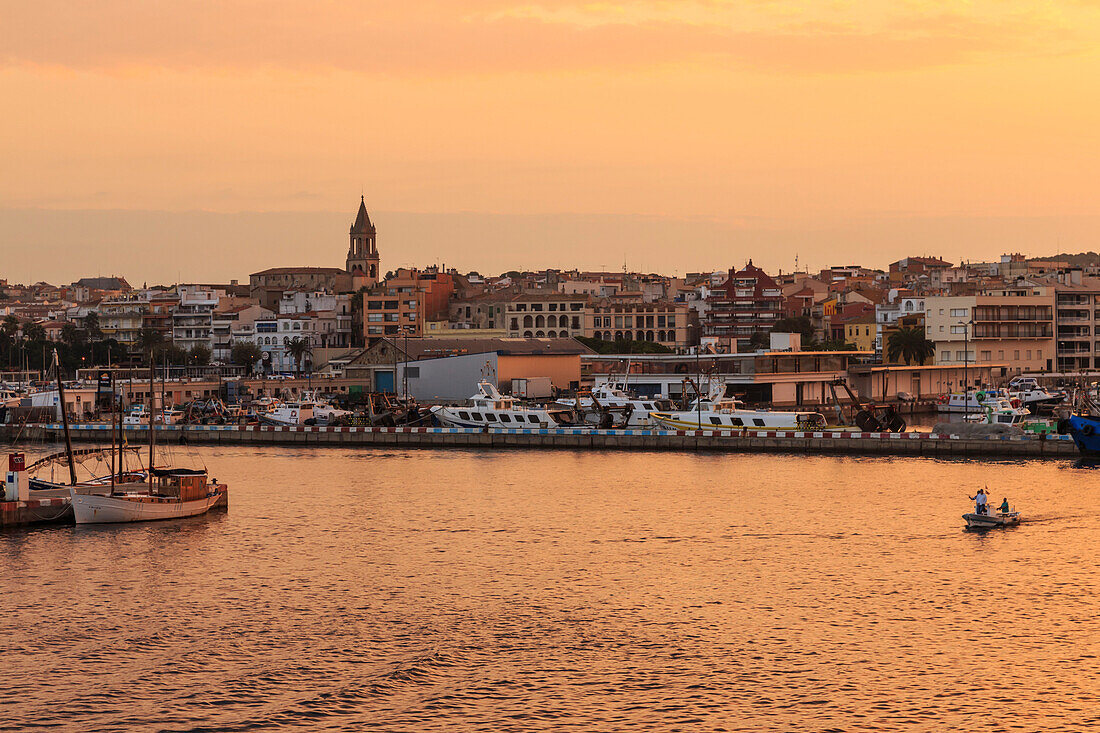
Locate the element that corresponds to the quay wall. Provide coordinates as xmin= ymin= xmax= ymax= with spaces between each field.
xmin=4 ymin=423 xmax=1080 ymax=459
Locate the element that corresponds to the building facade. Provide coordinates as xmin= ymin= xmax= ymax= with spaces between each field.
xmin=703 ymin=262 xmax=783 ymax=350
xmin=926 ymin=290 xmax=1054 ymax=375
xmin=585 ymin=300 xmax=690 ymax=348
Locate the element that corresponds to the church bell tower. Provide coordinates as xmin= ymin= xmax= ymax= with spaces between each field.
xmin=347 ymin=196 xmax=380 ymax=285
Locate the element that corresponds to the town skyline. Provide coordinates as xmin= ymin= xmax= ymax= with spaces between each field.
xmin=3 ymin=205 xmax=1097 ymax=286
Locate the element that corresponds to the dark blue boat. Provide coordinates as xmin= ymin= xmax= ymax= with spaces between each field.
xmin=1061 ymin=415 xmax=1100 ymax=455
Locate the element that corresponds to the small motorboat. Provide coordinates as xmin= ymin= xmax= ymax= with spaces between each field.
xmin=963 ymin=509 xmax=1022 ymax=529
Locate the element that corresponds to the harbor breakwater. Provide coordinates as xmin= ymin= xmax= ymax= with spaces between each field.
xmin=5 ymin=422 xmax=1079 ymax=458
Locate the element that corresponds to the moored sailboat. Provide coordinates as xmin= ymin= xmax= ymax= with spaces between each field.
xmin=63 ymin=353 xmax=228 ymax=524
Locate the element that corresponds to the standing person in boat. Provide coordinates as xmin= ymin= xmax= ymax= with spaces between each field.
xmin=999 ymin=497 xmax=1010 ymax=514
xmin=969 ymin=488 xmax=989 ymax=515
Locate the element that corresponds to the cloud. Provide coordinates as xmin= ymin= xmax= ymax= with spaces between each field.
xmin=0 ymin=0 xmax=1086 ymax=75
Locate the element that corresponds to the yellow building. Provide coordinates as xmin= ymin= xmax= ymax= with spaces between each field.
xmin=844 ymin=315 xmax=877 ymax=352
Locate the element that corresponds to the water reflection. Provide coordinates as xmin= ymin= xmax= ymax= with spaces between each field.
xmin=2 ymin=447 xmax=1099 ymax=731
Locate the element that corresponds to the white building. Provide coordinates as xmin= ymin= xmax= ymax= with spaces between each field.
xmin=172 ymin=285 xmax=219 ymax=353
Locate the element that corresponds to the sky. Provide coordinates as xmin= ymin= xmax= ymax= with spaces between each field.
xmin=4 ymin=0 xmax=1100 ymax=283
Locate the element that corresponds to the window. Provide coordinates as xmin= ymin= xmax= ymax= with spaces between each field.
xmin=950 ymin=325 xmax=967 ymax=334
xmin=406 ymin=367 xmax=420 ymax=378
xmin=941 ymin=351 xmax=950 ymax=361
xmin=458 ymin=411 xmax=470 ymax=420
xmin=980 ymin=351 xmax=992 ymax=360
xmin=471 ymin=413 xmax=483 ymax=421
xmin=528 ymin=415 xmax=540 ymax=423
xmin=709 ymin=417 xmax=722 ymax=425
xmin=485 ymin=413 xmax=497 ymax=422
xmin=753 ymin=419 xmax=765 ymax=427
xmin=1026 ymin=350 xmax=1032 ymax=360
xmin=1014 ymin=350 xmax=1020 ymax=360
xmin=950 ymin=308 xmax=968 ymax=317
xmin=731 ymin=418 xmax=743 ymax=427
xmin=499 ymin=414 xmax=512 ymax=423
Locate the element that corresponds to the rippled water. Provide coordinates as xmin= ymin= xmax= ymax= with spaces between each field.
xmin=3 ymin=447 xmax=1100 ymax=732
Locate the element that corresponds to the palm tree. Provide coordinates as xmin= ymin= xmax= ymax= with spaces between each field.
xmin=886 ymin=327 xmax=935 ymax=365
xmin=136 ymin=326 xmax=165 ymax=358
xmin=82 ymin=312 xmax=103 ymax=341
xmin=286 ymin=337 xmax=313 ymax=376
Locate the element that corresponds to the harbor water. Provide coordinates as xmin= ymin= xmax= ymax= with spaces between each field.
xmin=3 ymin=447 xmax=1100 ymax=731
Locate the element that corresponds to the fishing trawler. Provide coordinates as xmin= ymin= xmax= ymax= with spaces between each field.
xmin=555 ymin=382 xmax=674 ymax=428
xmin=650 ymin=382 xmax=828 ymax=430
xmin=431 ymin=381 xmax=580 ymax=428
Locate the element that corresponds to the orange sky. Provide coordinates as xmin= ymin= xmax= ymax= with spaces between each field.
xmin=4 ymin=1 xmax=1100 ymax=282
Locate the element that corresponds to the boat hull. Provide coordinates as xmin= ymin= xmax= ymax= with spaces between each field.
xmin=69 ymin=487 xmax=227 ymax=524
xmin=963 ymin=512 xmax=1021 ymax=528
xmin=1065 ymin=415 xmax=1100 ymax=455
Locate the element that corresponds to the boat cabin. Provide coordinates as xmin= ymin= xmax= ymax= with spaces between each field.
xmin=153 ymin=468 xmax=211 ymax=501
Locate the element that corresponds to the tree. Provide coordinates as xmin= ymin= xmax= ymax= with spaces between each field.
xmin=286 ymin=336 xmax=313 ymax=375
xmin=772 ymin=316 xmax=816 ymax=341
xmin=189 ymin=344 xmax=212 ymax=365
xmin=230 ymin=341 xmax=263 ymax=375
xmin=163 ymin=344 xmax=189 ymax=365
xmin=82 ymin=312 xmax=103 ymax=341
xmin=60 ymin=322 xmax=85 ymax=348
xmin=136 ymin=326 xmax=165 ymax=357
xmin=21 ymin=321 xmax=46 ymax=343
xmin=748 ymin=330 xmax=770 ymax=351
xmin=1 ymin=314 xmax=19 ymax=340
xmin=886 ymin=327 xmax=935 ymax=365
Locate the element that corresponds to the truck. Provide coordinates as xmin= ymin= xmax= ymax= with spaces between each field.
xmin=510 ymin=377 xmax=553 ymax=400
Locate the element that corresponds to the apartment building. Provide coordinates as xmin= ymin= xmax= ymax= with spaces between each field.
xmin=703 ymin=262 xmax=783 ymax=350
xmin=172 ymin=285 xmax=219 ymax=353
xmin=1051 ymin=271 xmax=1100 ymax=373
xmin=360 ymin=268 xmax=455 ymax=343
xmin=504 ymin=293 xmax=589 ymax=338
xmin=98 ymin=293 xmax=149 ymax=355
xmin=926 ymin=289 xmax=1054 ymax=375
xmin=586 ymin=300 xmax=691 ymax=348
xmin=212 ymin=304 xmax=274 ymax=362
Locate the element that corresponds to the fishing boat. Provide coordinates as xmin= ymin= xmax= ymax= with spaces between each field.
xmin=53 ymin=351 xmax=229 ymax=524
xmin=649 ymin=382 xmax=827 ymax=430
xmin=555 ymin=382 xmax=674 ymax=428
xmin=431 ymin=381 xmax=580 ymax=428
xmin=1006 ymin=377 xmax=1066 ymax=415
xmin=300 ymin=390 xmax=352 ymax=425
xmin=70 ymin=468 xmax=226 ymax=524
xmin=963 ymin=508 xmax=1022 ymax=529
xmin=260 ymin=401 xmax=316 ymax=426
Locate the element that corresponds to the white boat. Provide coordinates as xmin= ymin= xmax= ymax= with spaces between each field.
xmin=300 ymin=390 xmax=351 ymax=425
xmin=69 ymin=468 xmax=227 ymax=524
xmin=1006 ymin=377 xmax=1065 ymax=414
xmin=123 ymin=404 xmax=182 ymax=425
xmin=555 ymin=382 xmax=673 ymax=427
xmin=964 ymin=510 xmax=1021 ymax=529
xmin=431 ymin=381 xmax=580 ymax=428
xmin=963 ymin=397 xmax=1033 ymax=426
xmin=650 ymin=383 xmax=827 ymax=430
xmin=260 ymin=402 xmax=315 ymax=426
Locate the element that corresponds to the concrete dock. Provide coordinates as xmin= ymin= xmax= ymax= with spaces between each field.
xmin=5 ymin=422 xmax=1081 ymax=458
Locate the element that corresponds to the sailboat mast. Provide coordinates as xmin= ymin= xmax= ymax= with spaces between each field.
xmin=110 ymin=372 xmax=116 ymax=493
xmin=53 ymin=349 xmax=77 ymax=485
xmin=148 ymin=355 xmax=156 ymax=491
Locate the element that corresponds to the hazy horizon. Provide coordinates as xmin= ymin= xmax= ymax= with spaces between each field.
xmin=5 ymin=1 xmax=1100 ymax=284
xmin=1 ymin=207 xmax=1094 ymax=286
